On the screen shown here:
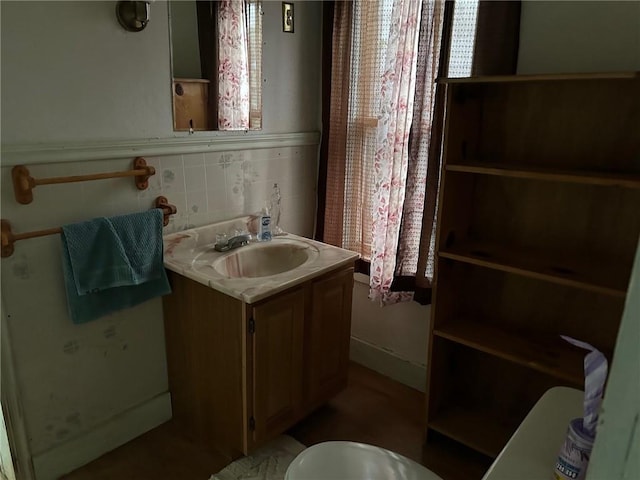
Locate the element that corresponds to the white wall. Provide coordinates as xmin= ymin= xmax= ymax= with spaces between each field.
xmin=350 ymin=276 xmax=430 ymax=392
xmin=518 ymin=1 xmax=640 ymax=74
xmin=1 ymin=147 xmax=318 ymax=480
xmin=169 ymin=0 xmax=202 ymax=79
xmin=0 ymin=1 xmax=322 ymax=478
xmin=0 ymin=1 xmax=321 ymax=144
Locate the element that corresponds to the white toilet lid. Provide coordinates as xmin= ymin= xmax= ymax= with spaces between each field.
xmin=285 ymin=441 xmax=443 ymax=480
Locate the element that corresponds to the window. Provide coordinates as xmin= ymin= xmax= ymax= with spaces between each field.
xmin=448 ymin=0 xmax=480 ymax=77
xmin=320 ymin=0 xmax=521 ymax=305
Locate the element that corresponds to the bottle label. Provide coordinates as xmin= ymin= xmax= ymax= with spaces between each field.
xmin=260 ymin=215 xmax=271 ymax=241
xmin=554 ymin=418 xmax=594 ymax=480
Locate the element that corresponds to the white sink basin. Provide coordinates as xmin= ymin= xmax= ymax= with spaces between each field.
xmin=163 ymin=217 xmax=359 ymax=303
xmin=212 ymin=239 xmax=320 ymax=278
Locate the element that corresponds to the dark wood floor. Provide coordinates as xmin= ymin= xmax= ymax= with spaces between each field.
xmin=288 ymin=362 xmax=426 ymax=462
xmin=62 ymin=363 xmax=489 ymax=480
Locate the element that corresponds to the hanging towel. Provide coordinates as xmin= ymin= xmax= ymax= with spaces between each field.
xmin=61 ymin=209 xmax=171 ymax=324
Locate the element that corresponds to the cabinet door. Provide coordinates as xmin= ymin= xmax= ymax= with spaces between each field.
xmin=307 ymin=267 xmax=354 ymax=406
xmin=251 ymin=288 xmax=305 ymax=446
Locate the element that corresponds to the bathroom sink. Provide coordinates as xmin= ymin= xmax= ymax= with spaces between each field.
xmin=164 ymin=217 xmax=359 ymax=303
xmin=212 ymin=239 xmax=320 ymax=278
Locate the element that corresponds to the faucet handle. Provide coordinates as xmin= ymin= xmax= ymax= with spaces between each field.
xmin=215 ymin=233 xmax=228 ymax=245
xmin=214 ymin=233 xmax=230 ymax=251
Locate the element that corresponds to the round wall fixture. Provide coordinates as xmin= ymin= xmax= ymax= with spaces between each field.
xmin=116 ymin=1 xmax=150 ymax=32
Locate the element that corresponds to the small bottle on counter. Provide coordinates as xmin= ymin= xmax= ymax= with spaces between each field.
xmin=258 ymin=206 xmax=272 ymax=241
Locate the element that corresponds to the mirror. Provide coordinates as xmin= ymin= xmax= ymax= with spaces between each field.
xmin=169 ymin=0 xmax=263 ymax=132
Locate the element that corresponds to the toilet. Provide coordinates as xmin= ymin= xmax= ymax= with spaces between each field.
xmin=285 ymin=441 xmax=443 ymax=480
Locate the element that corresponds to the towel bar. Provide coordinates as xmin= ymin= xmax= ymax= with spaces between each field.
xmin=12 ymin=157 xmax=155 ymax=205
xmin=0 ymin=196 xmax=177 ymax=258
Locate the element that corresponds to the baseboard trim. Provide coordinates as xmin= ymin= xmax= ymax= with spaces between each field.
xmin=1 ymin=131 xmax=321 ymax=166
xmin=31 ymin=393 xmax=172 ymax=480
xmin=350 ymin=336 xmax=426 ymax=392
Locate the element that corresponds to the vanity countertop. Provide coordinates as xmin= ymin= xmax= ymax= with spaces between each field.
xmin=163 ymin=218 xmax=359 ymax=304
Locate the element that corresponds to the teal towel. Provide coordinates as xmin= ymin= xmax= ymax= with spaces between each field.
xmin=61 ymin=209 xmax=171 ymax=324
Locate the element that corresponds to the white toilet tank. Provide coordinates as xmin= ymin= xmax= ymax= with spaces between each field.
xmin=285 ymin=441 xmax=443 ymax=480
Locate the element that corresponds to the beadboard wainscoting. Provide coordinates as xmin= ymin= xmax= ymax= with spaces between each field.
xmin=0 ymin=137 xmax=319 ymax=480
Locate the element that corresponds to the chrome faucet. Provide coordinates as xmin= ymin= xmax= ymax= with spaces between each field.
xmin=214 ymin=233 xmax=251 ymax=252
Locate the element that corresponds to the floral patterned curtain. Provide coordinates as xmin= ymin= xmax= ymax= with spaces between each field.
xmin=218 ymin=0 xmax=250 ymax=130
xmin=369 ymin=0 xmax=424 ymax=305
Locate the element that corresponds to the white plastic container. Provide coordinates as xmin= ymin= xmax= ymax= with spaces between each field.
xmin=554 ymin=418 xmax=595 ymax=480
xmin=258 ymin=212 xmax=271 ymax=241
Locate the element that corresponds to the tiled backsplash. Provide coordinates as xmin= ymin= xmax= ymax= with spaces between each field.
xmin=0 ymin=143 xmax=318 ymax=457
xmin=154 ymin=146 xmax=318 ymax=236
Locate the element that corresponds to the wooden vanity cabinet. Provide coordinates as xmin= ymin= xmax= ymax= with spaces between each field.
xmin=305 ymin=268 xmax=354 ymax=409
xmin=250 ymin=288 xmax=305 ymax=446
xmin=163 ymin=264 xmax=354 ymax=460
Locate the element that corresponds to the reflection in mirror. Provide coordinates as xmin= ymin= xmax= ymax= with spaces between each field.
xmin=169 ymin=0 xmax=262 ymax=132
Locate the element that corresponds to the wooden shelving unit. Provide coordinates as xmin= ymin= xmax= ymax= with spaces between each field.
xmin=439 ymin=241 xmax=629 ymax=298
xmin=422 ymin=430 xmax=493 ymax=480
xmin=428 ymin=404 xmax=515 ymax=458
xmin=434 ymin=320 xmax=585 ymax=385
xmin=425 ymin=73 xmax=640 ymax=471
xmin=446 ymin=162 xmax=640 ymax=189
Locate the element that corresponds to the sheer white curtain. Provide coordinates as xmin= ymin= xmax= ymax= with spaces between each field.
xmin=323 ymin=0 xmax=445 ymax=305
xmin=246 ymin=0 xmax=262 ymax=129
xmin=339 ymin=0 xmax=390 ymax=259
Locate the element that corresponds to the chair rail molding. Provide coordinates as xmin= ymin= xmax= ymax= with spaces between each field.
xmin=1 ymin=132 xmax=321 ymax=166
